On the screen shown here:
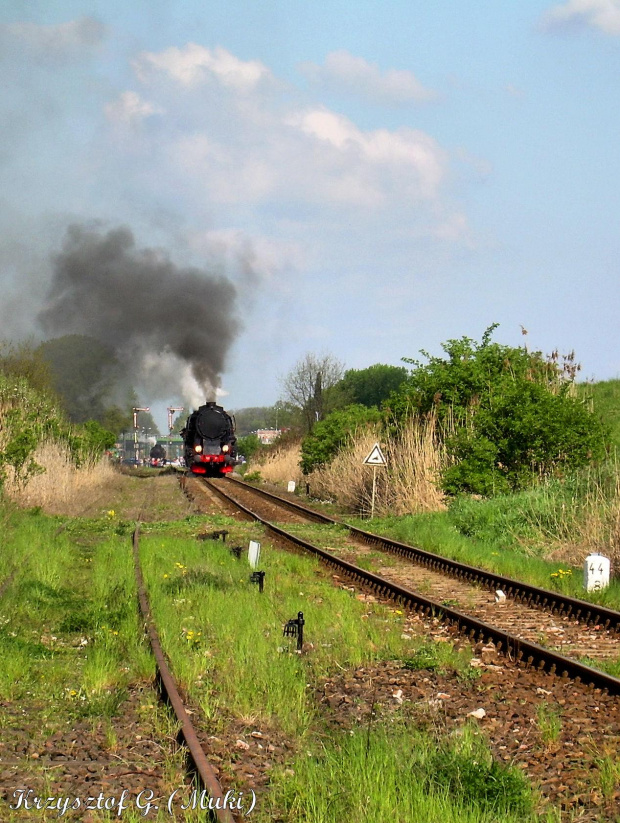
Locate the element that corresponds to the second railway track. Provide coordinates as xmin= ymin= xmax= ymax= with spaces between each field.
xmin=197 ymin=475 xmax=620 ymax=694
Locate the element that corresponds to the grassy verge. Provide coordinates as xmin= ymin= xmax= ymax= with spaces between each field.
xmin=139 ymin=519 xmax=559 ymax=822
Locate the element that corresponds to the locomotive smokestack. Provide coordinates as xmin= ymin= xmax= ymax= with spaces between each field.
xmin=38 ymin=224 xmax=241 ymax=402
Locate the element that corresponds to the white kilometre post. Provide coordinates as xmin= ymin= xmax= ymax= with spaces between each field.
xmin=583 ymin=553 xmax=611 ymax=592
xmin=363 ymin=443 xmax=387 ymax=519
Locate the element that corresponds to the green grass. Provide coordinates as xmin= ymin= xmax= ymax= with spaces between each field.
xmin=261 ymin=721 xmax=538 ymax=823
xmin=585 ymin=378 xmax=620 ymax=448
xmin=0 ymin=506 xmax=152 ymax=706
xmin=138 ymin=523 xmax=560 ymax=821
xmin=0 ymin=503 xmax=576 ymax=822
xmin=140 ymin=523 xmax=419 ymax=733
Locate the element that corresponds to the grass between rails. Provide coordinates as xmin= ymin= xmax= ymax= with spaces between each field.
xmin=139 ymin=520 xmax=562 ymax=823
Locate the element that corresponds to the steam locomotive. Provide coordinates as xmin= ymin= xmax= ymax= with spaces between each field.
xmin=149 ymin=444 xmax=166 ymax=467
xmin=181 ymin=402 xmax=237 ymax=477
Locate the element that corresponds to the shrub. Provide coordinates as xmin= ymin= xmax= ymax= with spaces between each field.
xmin=300 ymin=404 xmax=381 ymax=474
xmin=389 ymin=325 xmax=608 ymax=496
xmin=237 ymin=433 xmax=262 ymax=461
xmin=0 ymin=373 xmax=115 ymax=489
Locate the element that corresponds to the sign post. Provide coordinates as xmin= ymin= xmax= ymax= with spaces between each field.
xmin=363 ymin=443 xmax=387 ymax=519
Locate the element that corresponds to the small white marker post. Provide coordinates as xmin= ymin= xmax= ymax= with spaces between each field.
xmin=248 ymin=540 xmax=261 ymax=570
xmin=583 ymin=553 xmax=610 ymax=592
xmin=363 ymin=443 xmax=387 ymax=519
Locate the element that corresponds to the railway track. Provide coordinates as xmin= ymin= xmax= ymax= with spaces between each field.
xmin=199 ymin=476 xmax=620 ymax=694
xmin=132 ymin=524 xmax=238 ymax=823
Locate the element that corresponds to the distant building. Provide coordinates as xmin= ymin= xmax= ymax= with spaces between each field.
xmin=256 ymin=428 xmax=281 ymax=445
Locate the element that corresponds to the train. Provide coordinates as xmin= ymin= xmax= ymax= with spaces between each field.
xmin=181 ymin=401 xmax=238 ymax=477
xmin=149 ymin=443 xmax=166 ymax=467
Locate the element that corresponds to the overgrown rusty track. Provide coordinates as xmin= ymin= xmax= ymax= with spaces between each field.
xmin=201 ymin=476 xmax=620 ymax=695
xmin=132 ymin=525 xmax=237 ymax=823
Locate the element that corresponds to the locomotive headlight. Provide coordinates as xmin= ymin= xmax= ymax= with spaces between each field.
xmin=194 ymin=444 xmax=202 ymax=453
xmin=222 ymin=444 xmax=230 ymax=453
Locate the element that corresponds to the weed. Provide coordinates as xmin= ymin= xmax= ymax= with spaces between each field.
xmin=536 ymin=703 xmax=562 ymax=746
xmin=403 ymin=642 xmax=443 ymax=671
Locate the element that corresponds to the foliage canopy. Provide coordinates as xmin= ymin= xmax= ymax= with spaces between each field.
xmin=330 ymin=363 xmax=408 ymax=410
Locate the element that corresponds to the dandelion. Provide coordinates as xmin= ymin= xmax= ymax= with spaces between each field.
xmin=163 ymin=573 xmax=169 ymax=579
xmin=107 ymin=510 xmax=116 ymax=518
xmin=551 ymin=568 xmax=573 ymax=580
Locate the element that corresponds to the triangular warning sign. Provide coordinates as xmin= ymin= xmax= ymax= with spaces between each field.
xmin=363 ymin=443 xmax=387 ymax=466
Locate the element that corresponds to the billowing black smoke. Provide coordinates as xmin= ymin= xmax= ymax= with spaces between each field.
xmin=38 ymin=224 xmax=241 ymax=403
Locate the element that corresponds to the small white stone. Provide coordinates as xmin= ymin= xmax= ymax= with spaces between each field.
xmin=467 ymin=708 xmax=487 ymax=719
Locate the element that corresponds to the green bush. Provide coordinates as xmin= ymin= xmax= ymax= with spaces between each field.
xmin=237 ymin=433 xmax=262 ymax=461
xmin=389 ymin=325 xmax=608 ymax=495
xmin=300 ymin=404 xmax=381 ymax=474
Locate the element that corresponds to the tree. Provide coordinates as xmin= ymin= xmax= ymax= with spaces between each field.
xmin=100 ymin=406 xmax=133 ymax=436
xmin=237 ymin=434 xmax=262 ymax=461
xmin=331 ymin=364 xmax=408 ymax=409
xmin=135 ymin=409 xmax=160 ymax=437
xmin=0 ymin=339 xmax=56 ymax=396
xmin=389 ymin=325 xmax=608 ymax=495
xmin=280 ymin=352 xmax=345 ymax=433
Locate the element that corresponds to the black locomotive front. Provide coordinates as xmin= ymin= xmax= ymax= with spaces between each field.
xmin=182 ymin=402 xmax=237 ymax=476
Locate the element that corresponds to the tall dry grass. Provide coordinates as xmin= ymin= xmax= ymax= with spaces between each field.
xmin=532 ymin=462 xmax=620 ymax=568
xmin=4 ymin=441 xmax=116 ymax=515
xmin=308 ymin=427 xmax=381 ymax=510
xmin=256 ymin=442 xmax=304 ymax=486
xmin=308 ymin=415 xmax=447 ymax=516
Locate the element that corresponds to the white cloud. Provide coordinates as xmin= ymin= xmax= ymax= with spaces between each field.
xmin=299 ymin=50 xmax=436 ymax=105
xmin=166 ymin=106 xmax=447 ymax=211
xmin=0 ymin=17 xmax=105 ymax=61
xmin=290 ymin=108 xmax=446 ymax=202
xmin=541 ymin=0 xmax=620 ymax=34
xmin=110 ymin=42 xmax=468 ymax=254
xmin=133 ymin=43 xmax=273 ymax=91
xmin=104 ymin=91 xmax=163 ymax=124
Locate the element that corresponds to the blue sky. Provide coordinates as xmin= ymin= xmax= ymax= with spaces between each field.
xmin=1 ymin=0 xmax=619 ymax=426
